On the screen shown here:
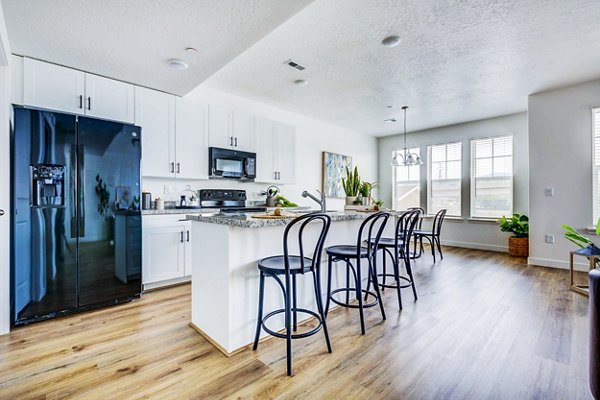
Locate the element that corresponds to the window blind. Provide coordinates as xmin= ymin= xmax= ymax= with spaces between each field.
xmin=593 ymin=109 xmax=600 ymax=224
xmin=392 ymin=148 xmax=421 ymax=210
xmin=427 ymin=142 xmax=462 ymax=216
xmin=470 ymin=135 xmax=513 ymax=218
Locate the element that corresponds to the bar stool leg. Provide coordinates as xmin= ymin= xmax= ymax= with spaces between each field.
xmin=355 ymin=260 xmax=366 ymax=335
xmin=292 ymin=274 xmax=298 ymax=331
xmin=405 ymin=256 xmax=418 ymax=301
xmin=436 ymin=236 xmax=444 ymax=260
xmin=325 ymin=255 xmax=333 ymax=318
xmin=369 ymin=255 xmax=386 ymax=320
xmin=313 ymin=270 xmax=332 ymax=353
xmin=345 ymin=261 xmax=351 ymax=304
xmin=382 ymin=248 xmax=387 ymax=291
xmin=392 ymin=248 xmax=403 ymax=310
xmin=253 ymin=271 xmax=266 ymax=350
xmin=284 ymin=272 xmax=293 ymax=376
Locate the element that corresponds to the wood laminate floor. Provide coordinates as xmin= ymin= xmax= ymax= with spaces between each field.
xmin=0 ymin=247 xmax=591 ymax=399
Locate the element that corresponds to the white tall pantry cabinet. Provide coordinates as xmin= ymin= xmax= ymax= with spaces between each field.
xmin=254 ymin=116 xmax=296 ymax=184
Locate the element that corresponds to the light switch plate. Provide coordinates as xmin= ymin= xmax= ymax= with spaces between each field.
xmin=544 ymin=187 xmax=554 ymax=197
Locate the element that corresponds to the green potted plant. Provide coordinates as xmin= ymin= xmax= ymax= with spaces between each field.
xmin=562 ymin=222 xmax=600 ymax=266
xmin=359 ymin=181 xmax=378 ymax=206
xmin=373 ymin=199 xmax=384 ymax=211
xmin=498 ymin=214 xmax=529 ymax=257
xmin=341 ymin=166 xmax=361 ymax=206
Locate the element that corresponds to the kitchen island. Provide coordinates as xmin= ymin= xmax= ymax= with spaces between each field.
xmin=187 ymin=210 xmax=376 ymax=355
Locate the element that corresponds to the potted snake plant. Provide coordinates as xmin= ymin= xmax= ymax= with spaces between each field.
xmin=342 ymin=166 xmax=361 ymax=206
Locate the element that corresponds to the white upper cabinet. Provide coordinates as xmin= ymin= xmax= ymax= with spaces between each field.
xmin=84 ymin=74 xmax=134 ymax=123
xmin=232 ymin=110 xmax=255 ymax=152
xmin=254 ymin=117 xmax=296 ymax=184
xmin=208 ymin=105 xmax=255 ymax=152
xmin=135 ymin=87 xmax=176 ymax=178
xmin=208 ymin=105 xmax=233 ymax=149
xmin=275 ymin=122 xmax=296 ymax=184
xmin=175 ymin=98 xmax=208 ymax=180
xmin=254 ymin=117 xmax=276 ymax=182
xmin=24 ymin=57 xmax=85 ymax=115
xmin=23 ymin=57 xmax=134 ymax=123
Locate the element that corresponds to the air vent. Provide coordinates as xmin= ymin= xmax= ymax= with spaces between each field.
xmin=284 ymin=59 xmax=306 ymax=71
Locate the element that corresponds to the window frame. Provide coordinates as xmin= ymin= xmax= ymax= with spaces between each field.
xmin=427 ymin=141 xmax=462 ymax=217
xmin=469 ymin=135 xmax=514 ymax=219
xmin=592 ymin=108 xmax=600 ymax=225
xmin=391 ymin=147 xmax=421 ymax=211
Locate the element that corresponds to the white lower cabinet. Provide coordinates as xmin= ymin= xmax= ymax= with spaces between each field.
xmin=142 ymin=215 xmax=192 ymax=289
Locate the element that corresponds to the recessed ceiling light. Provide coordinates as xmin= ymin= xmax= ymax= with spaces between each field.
xmin=167 ymin=58 xmax=188 ymax=70
xmin=186 ymin=47 xmax=198 ymax=54
xmin=382 ymin=35 xmax=401 ymax=48
xmin=384 ymin=118 xmax=397 ymax=123
xmin=387 ymin=105 xmax=393 ymax=109
xmin=294 ymin=79 xmax=308 ymax=86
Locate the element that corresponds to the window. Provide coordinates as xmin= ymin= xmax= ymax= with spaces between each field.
xmin=593 ymin=108 xmax=600 ymax=224
xmin=470 ymin=136 xmax=513 ymax=219
xmin=392 ymin=147 xmax=421 ymax=210
xmin=427 ymin=142 xmax=462 ymax=216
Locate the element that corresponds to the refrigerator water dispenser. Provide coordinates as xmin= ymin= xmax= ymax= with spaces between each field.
xmin=30 ymin=164 xmax=65 ymax=207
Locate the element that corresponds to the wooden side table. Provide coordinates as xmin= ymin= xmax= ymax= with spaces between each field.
xmin=569 ymin=251 xmax=599 ymax=296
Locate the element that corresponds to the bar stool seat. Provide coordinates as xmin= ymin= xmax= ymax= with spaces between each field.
xmin=258 ymin=256 xmax=313 ymax=275
xmin=325 ymin=245 xmax=370 ymax=258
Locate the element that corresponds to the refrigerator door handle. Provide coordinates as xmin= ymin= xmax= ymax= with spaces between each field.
xmin=70 ymin=144 xmax=78 ymax=238
xmin=78 ymin=144 xmax=85 ymax=237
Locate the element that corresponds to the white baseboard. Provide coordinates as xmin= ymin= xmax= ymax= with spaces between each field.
xmin=143 ymin=275 xmax=191 ymax=291
xmin=527 ymin=257 xmax=590 ymax=272
xmin=441 ymin=240 xmax=507 ymax=253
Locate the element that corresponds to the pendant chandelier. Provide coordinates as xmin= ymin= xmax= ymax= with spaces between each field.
xmin=391 ymin=106 xmax=423 ymax=167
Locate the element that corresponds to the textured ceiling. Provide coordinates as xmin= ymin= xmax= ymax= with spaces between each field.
xmin=205 ymin=0 xmax=600 ymax=136
xmin=1 ymin=0 xmax=314 ymax=95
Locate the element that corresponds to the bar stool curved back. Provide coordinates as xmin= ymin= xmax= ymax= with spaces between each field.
xmin=252 ymin=212 xmax=332 ymax=376
xmin=325 ymin=212 xmax=391 ymax=335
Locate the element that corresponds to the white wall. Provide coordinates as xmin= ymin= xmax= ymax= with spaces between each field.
xmin=0 ymin=1 xmax=11 ymax=334
xmin=142 ymin=86 xmax=379 ymax=210
xmin=378 ymin=112 xmax=529 ymax=252
xmin=528 ymin=79 xmax=600 ymax=269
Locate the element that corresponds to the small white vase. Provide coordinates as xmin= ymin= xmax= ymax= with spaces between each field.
xmin=346 ymin=196 xmax=357 ymax=205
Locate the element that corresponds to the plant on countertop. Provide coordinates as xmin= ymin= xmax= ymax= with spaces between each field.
xmin=276 ymin=195 xmax=298 ymax=208
xmin=341 ymin=166 xmax=361 ymax=197
xmin=373 ymin=199 xmax=384 ymax=211
xmin=497 ymin=214 xmax=529 ymax=238
xmin=359 ymin=181 xmax=378 ymax=205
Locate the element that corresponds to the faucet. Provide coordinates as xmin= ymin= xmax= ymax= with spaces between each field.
xmin=302 ymin=189 xmax=327 ymax=212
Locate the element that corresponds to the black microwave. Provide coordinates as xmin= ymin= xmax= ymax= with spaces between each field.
xmin=209 ymin=147 xmax=256 ymax=180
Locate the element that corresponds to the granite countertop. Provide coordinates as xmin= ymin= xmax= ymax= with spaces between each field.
xmin=186 ymin=210 xmax=372 ymax=228
xmin=142 ymin=208 xmax=219 ymax=215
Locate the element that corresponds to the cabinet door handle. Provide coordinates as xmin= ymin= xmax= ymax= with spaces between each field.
xmin=180 ymin=231 xmax=184 ymax=243
xmin=274 ymin=171 xmax=277 ymax=180
xmin=230 ymin=136 xmax=233 ymax=146
xmin=87 ymin=97 xmax=91 ymax=110
xmin=170 ymin=162 xmax=175 ymax=173
xmin=234 ymin=137 xmax=238 ymax=147
xmin=186 ymin=231 xmax=190 ymax=242
xmin=176 ymin=163 xmax=181 ymax=173
xmin=79 ymin=95 xmax=83 ymax=109
xmin=277 ymin=171 xmax=281 ymax=180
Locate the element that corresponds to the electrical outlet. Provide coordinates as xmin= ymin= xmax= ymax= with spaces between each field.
xmin=164 ymin=185 xmax=170 ymax=195
xmin=544 ymin=187 xmax=554 ymax=197
xmin=545 ymin=234 xmax=555 ymax=244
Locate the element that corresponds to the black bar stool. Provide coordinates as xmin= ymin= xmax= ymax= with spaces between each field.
xmin=325 ymin=212 xmax=390 ymax=334
xmin=413 ymin=208 xmax=447 ymax=262
xmin=368 ymin=209 xmax=421 ymax=310
xmin=406 ymin=207 xmax=425 ymax=259
xmin=252 ymin=213 xmax=331 ymax=376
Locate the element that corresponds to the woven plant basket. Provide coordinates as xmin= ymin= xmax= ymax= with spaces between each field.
xmin=508 ymin=237 xmax=529 ymax=257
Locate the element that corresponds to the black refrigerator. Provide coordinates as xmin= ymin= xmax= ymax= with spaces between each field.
xmin=10 ymin=107 xmax=142 ymax=326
